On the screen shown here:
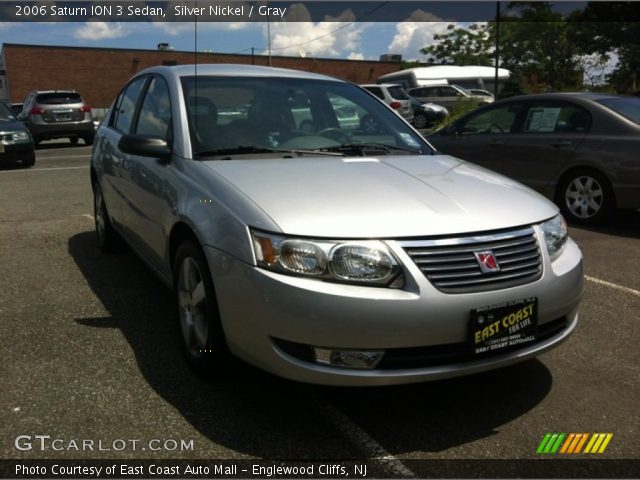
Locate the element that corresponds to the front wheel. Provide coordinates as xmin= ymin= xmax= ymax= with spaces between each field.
xmin=413 ymin=112 xmax=429 ymax=129
xmin=173 ymin=241 xmax=228 ymax=374
xmin=558 ymin=169 xmax=613 ymax=225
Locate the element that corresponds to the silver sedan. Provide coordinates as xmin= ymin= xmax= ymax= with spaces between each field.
xmin=90 ymin=64 xmax=583 ymax=386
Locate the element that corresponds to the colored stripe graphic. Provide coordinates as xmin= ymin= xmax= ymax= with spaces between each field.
xmin=538 ymin=433 xmax=613 ymax=455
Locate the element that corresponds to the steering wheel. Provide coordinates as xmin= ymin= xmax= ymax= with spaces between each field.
xmin=486 ymin=123 xmax=505 ymax=133
xmin=316 ymin=128 xmax=351 ymax=144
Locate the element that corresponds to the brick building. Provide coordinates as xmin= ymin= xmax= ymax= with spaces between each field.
xmin=0 ymin=43 xmax=402 ymax=107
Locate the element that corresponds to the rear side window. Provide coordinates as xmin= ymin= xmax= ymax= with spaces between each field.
xmin=36 ymin=92 xmax=82 ymax=104
xmin=523 ymin=102 xmax=591 ymax=133
xmin=388 ymin=86 xmax=409 ymax=100
xmin=112 ymin=77 xmax=148 ymax=133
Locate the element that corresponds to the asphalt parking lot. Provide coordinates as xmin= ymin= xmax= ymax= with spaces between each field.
xmin=1 ymin=143 xmax=638 ymax=476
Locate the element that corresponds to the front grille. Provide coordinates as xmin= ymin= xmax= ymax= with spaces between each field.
xmin=400 ymin=227 xmax=542 ymax=294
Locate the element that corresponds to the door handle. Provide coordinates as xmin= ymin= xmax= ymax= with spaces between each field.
xmin=550 ymin=141 xmax=572 ymax=148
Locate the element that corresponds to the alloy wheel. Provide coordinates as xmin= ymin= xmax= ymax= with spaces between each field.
xmin=177 ymin=257 xmax=209 ymax=356
xmin=565 ymin=175 xmax=604 ymax=219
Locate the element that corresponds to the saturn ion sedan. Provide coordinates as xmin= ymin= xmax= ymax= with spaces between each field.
xmin=90 ymin=65 xmax=583 ymax=386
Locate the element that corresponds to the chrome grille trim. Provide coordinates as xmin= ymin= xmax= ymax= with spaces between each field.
xmin=400 ymin=227 xmax=543 ymax=293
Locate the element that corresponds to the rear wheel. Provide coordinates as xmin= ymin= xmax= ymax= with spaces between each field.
xmin=70 ymin=136 xmax=79 ymax=145
xmin=83 ymin=134 xmax=94 ymax=146
xmin=173 ymin=241 xmax=228 ymax=375
xmin=93 ymin=182 xmax=118 ymax=251
xmin=558 ymin=169 xmax=613 ymax=225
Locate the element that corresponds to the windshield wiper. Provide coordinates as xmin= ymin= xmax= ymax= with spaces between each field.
xmin=320 ymin=143 xmax=422 ymax=156
xmin=194 ymin=145 xmax=344 ymax=159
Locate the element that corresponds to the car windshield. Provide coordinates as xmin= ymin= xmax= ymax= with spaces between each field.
xmin=180 ymin=76 xmax=431 ymax=159
xmin=0 ymin=102 xmax=16 ymax=121
xmin=36 ymin=92 xmax=83 ymax=105
xmin=596 ymin=97 xmax=640 ymax=125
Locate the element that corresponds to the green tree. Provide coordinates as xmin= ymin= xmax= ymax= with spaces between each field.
xmin=420 ymin=23 xmax=493 ymax=66
xmin=419 ymin=2 xmax=588 ymax=92
xmin=568 ymin=2 xmax=640 ymax=92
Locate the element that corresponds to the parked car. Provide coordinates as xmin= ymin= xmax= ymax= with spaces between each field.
xmin=408 ymin=84 xmax=493 ymax=110
xmin=19 ymin=89 xmax=94 ymax=145
xmin=468 ymin=89 xmax=495 ymax=99
xmin=360 ymin=83 xmax=414 ymax=130
xmin=0 ymin=101 xmax=35 ymax=167
xmin=409 ymin=95 xmax=448 ymax=129
xmin=91 ymin=64 xmax=582 ymax=386
xmin=428 ymin=92 xmax=640 ymax=225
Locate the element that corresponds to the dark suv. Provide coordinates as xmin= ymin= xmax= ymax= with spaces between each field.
xmin=19 ymin=90 xmax=94 ymax=145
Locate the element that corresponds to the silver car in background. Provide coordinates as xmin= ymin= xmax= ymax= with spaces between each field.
xmin=90 ymin=65 xmax=583 ymax=386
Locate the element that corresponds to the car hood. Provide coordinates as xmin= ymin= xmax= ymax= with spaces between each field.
xmin=0 ymin=119 xmax=29 ymax=132
xmin=202 ymin=155 xmax=558 ymax=238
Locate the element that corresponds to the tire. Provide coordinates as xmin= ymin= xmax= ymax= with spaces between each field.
xmin=173 ymin=241 xmax=229 ymax=375
xmin=93 ymin=181 xmax=119 ymax=251
xmin=70 ymin=136 xmax=79 ymax=145
xmin=413 ymin=112 xmax=429 ymax=129
xmin=558 ymin=169 xmax=614 ymax=225
xmin=83 ymin=134 xmax=94 ymax=146
xmin=361 ymin=114 xmax=380 ymax=134
xmin=22 ymin=154 xmax=35 ymax=168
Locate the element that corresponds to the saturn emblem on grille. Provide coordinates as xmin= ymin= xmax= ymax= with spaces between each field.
xmin=474 ymin=250 xmax=500 ymax=273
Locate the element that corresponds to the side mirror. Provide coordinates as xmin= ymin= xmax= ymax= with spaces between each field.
xmin=118 ymin=134 xmax=171 ymax=160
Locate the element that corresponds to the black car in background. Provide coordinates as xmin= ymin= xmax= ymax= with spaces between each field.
xmin=0 ymin=101 xmax=35 ymax=168
xmin=428 ymin=93 xmax=640 ymax=225
xmin=409 ymin=95 xmax=448 ymax=129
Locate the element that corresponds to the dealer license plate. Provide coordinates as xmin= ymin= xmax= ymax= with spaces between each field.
xmin=470 ymin=297 xmax=538 ymax=354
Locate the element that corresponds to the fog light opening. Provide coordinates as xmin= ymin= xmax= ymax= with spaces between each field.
xmin=314 ymin=348 xmax=384 ymax=369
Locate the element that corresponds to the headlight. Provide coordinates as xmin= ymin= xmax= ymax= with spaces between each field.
xmin=541 ymin=214 xmax=567 ymax=261
xmin=12 ymin=131 xmax=30 ymax=141
xmin=251 ymin=230 xmax=401 ymax=286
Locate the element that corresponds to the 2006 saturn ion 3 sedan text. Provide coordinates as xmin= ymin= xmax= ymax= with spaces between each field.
xmin=90 ymin=65 xmax=583 ymax=386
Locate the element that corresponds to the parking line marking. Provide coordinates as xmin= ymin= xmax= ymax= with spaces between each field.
xmin=585 ymin=275 xmax=640 ymax=297
xmin=0 ymin=166 xmax=89 ymax=173
xmin=308 ymin=393 xmax=416 ymax=478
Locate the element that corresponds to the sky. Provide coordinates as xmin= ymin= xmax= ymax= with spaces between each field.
xmin=0 ymin=9 xmax=457 ymax=62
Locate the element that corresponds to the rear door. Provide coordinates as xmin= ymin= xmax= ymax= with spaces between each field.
xmin=500 ymin=100 xmax=589 ymax=194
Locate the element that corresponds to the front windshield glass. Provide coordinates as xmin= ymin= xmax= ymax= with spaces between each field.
xmin=0 ymin=102 xmax=16 ymax=121
xmin=180 ymin=76 xmax=431 ymax=158
xmin=596 ymin=97 xmax=640 ymax=125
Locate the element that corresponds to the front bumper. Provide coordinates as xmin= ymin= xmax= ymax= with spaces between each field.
xmin=0 ymin=141 xmax=35 ymax=164
xmin=206 ymin=233 xmax=583 ymax=386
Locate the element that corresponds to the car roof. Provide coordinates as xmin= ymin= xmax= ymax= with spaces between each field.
xmin=136 ymin=64 xmax=346 ymax=83
xmin=32 ymin=89 xmax=78 ymax=94
xmin=499 ymin=92 xmax=629 ymax=102
xmin=362 ymin=83 xmax=402 ymax=88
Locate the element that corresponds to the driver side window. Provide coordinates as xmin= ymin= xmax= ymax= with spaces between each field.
xmin=458 ymin=103 xmax=524 ymax=135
